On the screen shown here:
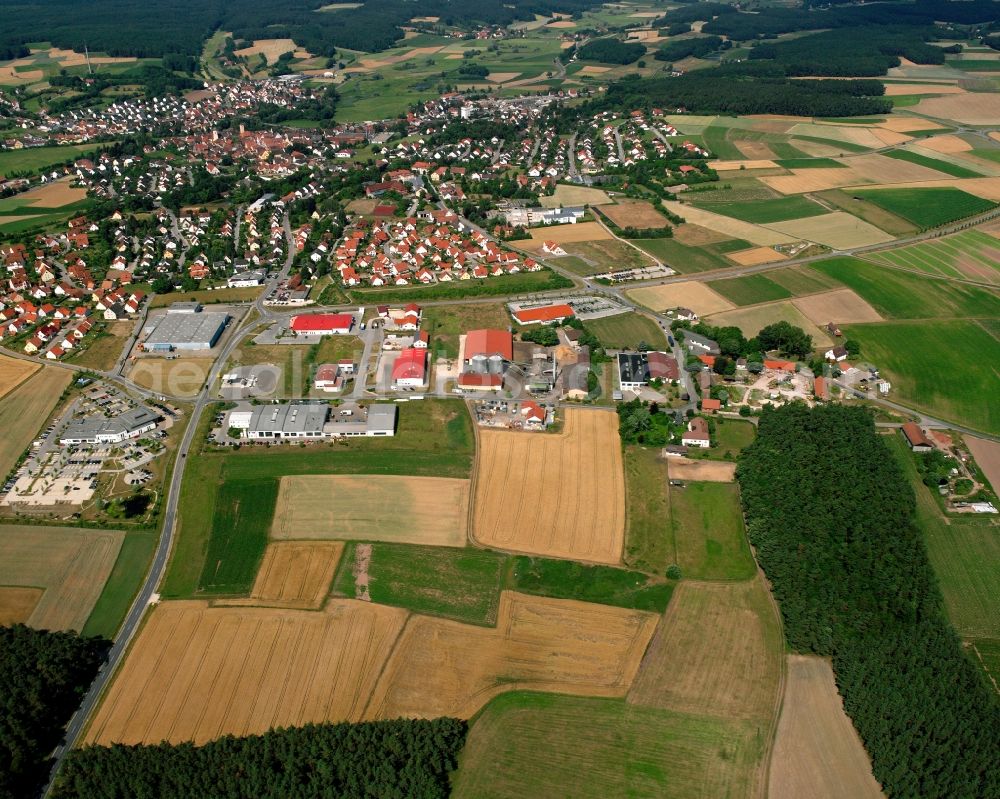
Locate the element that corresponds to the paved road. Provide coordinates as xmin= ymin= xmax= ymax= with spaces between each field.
xmin=41 ymin=211 xmax=299 ymax=797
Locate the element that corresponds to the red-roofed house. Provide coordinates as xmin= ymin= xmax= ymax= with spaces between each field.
xmin=464 ymin=328 xmax=513 ymax=363
xmin=763 ymin=359 xmax=796 ymax=372
xmin=701 ymin=398 xmax=721 ymax=413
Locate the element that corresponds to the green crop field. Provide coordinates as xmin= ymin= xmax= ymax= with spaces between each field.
xmin=0 ymin=143 xmax=100 ymax=175
xmin=767 ymin=264 xmax=844 ymax=296
xmin=844 ymin=320 xmax=1000 ymax=436
xmin=585 ymin=312 xmax=667 ymax=350
xmin=623 ymin=446 xmax=673 ymax=574
xmin=815 ymin=188 xmax=918 ymax=237
xmin=865 ymin=230 xmax=1000 ymax=286
xmin=630 ymin=237 xmax=734 ymax=274
xmin=162 ymin=400 xmax=475 ymax=597
xmin=774 ymin=157 xmax=846 ymax=169
xmin=694 ymin=195 xmax=828 ymax=224
xmin=670 ymin=482 xmax=755 ymax=581
xmin=81 ymin=530 xmax=157 ymax=638
xmin=552 ymin=255 xmax=604 ymax=277
xmin=707 ymin=273 xmax=793 ymax=306
xmin=852 ymin=188 xmax=996 ymax=230
xmin=333 ymin=543 xmax=506 ymax=625
xmin=888 ymin=436 xmax=1000 ymax=639
xmin=198 ymin=478 xmax=277 ymax=594
xmin=884 ymin=150 xmax=983 ymax=178
xmin=453 ymin=693 xmax=764 ymax=799
xmin=812 ymin=257 xmax=1000 ymax=319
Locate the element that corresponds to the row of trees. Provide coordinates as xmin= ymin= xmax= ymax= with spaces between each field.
xmin=677 ymin=318 xmax=814 ymax=360
xmin=737 ymin=405 xmax=1000 ymax=798
xmin=1 ymin=625 xmax=107 ymax=799
xmin=53 ymin=718 xmax=468 ymax=798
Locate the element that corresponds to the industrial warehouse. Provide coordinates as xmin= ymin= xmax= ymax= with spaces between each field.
xmin=141 ymin=304 xmax=229 ymax=352
xmin=226 ymin=401 xmax=397 ymax=440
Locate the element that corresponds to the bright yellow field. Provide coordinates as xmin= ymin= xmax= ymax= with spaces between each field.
xmin=473 ymin=410 xmax=625 ymax=564
xmin=218 ymin=542 xmax=344 ymax=610
xmin=628 ymin=281 xmax=735 ymax=315
xmin=0 ymin=366 xmax=72 ymax=480
xmin=0 ymin=354 xmax=39 ymax=399
xmin=271 ymin=475 xmax=470 ymax=547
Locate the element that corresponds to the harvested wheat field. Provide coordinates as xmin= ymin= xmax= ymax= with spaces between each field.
xmin=128 ymin=358 xmax=214 ymax=397
xmin=524 ymin=221 xmax=612 ymax=247
xmin=271 ymin=475 xmax=469 ymax=547
xmin=473 ymin=410 xmax=625 ymax=564
xmin=0 ymin=587 xmax=43 ymax=625
xmin=628 ymin=281 xmax=735 ymax=315
xmin=601 ymin=200 xmax=668 ymax=229
xmin=219 ymin=542 xmax=343 ymax=609
xmin=735 ymin=140 xmax=778 ymax=161
xmin=234 ymin=39 xmax=301 ymax=64
xmin=918 ymin=134 xmax=974 ymax=154
xmin=882 ymin=82 xmax=965 ymax=96
xmin=728 ymin=246 xmax=788 ymax=266
xmin=710 ymin=159 xmax=780 ymax=171
xmin=666 ymin=202 xmax=796 ymax=245
xmin=0 ymin=525 xmax=124 ymax=632
xmin=765 ymin=211 xmax=895 ymax=249
xmin=628 ymin=579 xmax=783 ymax=723
xmin=673 ymin=223 xmax=733 ymax=245
xmin=0 ymin=366 xmax=72 ymax=479
xmin=856 ymin=176 xmax=1000 ymax=202
xmin=0 ymin=354 xmax=39 ymax=399
xmin=769 ymin=656 xmax=884 ymax=799
xmin=915 ymin=94 xmax=1000 ymax=126
xmin=792 ymin=288 xmax=883 ymax=326
xmin=540 ymin=184 xmax=612 ymax=208
xmin=965 ymin=436 xmax=1000 ymax=495
xmin=8 ymin=179 xmax=87 ymax=208
xmin=577 ymin=65 xmax=610 ymax=75
xmin=86 ymin=599 xmax=408 ymax=745
xmin=367 ymin=591 xmax=659 ymax=720
xmin=666 ymin=457 xmax=736 ymax=483
xmin=761 ymin=168 xmax=869 ymax=195
xmin=706 ymin=302 xmax=834 ymax=347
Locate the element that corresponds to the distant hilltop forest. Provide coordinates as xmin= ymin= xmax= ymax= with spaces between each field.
xmin=0 ymin=0 xmax=997 ymax=64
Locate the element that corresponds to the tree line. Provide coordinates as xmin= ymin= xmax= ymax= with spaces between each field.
xmin=0 ymin=625 xmax=107 ymax=799
xmin=52 ymin=718 xmax=468 ymax=798
xmin=576 ymin=38 xmax=645 ymax=65
xmin=737 ymin=405 xmax=1000 ymax=799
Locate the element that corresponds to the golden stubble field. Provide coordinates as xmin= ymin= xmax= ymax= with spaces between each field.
xmin=0 ymin=525 xmax=124 ymax=631
xmin=769 ymin=655 xmax=884 ymax=799
xmin=128 ymin=358 xmax=214 ymax=397
xmin=86 ymin=591 xmax=659 ymax=745
xmin=600 ymin=200 xmax=669 ymax=229
xmin=523 ymin=221 xmax=613 ymax=248
xmin=791 ymin=288 xmax=883 ymax=326
xmin=271 ymin=475 xmax=470 ymax=547
xmin=472 ymin=409 xmax=626 ymax=564
xmin=366 ymin=591 xmax=660 ymax=720
xmin=218 ymin=542 xmax=343 ymax=610
xmin=0 ymin=366 xmax=72 ymax=483
xmin=0 ymin=353 xmax=39 ymax=399
xmin=628 ymin=280 xmax=735 ymax=316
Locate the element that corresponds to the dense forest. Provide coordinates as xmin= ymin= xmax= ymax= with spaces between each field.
xmin=0 ymin=0 xmax=611 ymax=58
xmin=738 ymin=405 xmax=1000 ymax=799
xmin=52 ymin=718 xmax=468 ymax=799
xmin=0 ymin=625 xmax=107 ymax=799
xmin=596 ymin=64 xmax=891 ymax=118
xmin=576 ymin=38 xmax=646 ymax=65
xmin=654 ymin=35 xmax=728 ymax=63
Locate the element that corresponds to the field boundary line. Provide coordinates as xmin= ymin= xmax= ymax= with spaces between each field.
xmin=360 ymin=611 xmax=413 ymax=720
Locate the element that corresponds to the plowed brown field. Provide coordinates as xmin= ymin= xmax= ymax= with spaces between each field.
xmin=367 ymin=591 xmax=659 ymax=719
xmin=472 ymin=409 xmax=625 ymax=563
xmin=85 ymin=599 xmax=408 ymax=745
xmin=769 ymin=656 xmax=884 ymax=799
xmin=271 ymin=475 xmax=469 ymax=546
xmin=792 ymin=288 xmax=883 ymax=326
xmin=666 ymin=458 xmax=736 ymax=482
xmin=0 ymin=525 xmax=123 ymax=631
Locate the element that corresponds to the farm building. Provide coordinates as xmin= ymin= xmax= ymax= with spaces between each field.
xmin=460 ymin=328 xmax=513 ymax=391
xmin=289 ymin=313 xmax=355 ymax=336
xmin=60 ymin=407 xmax=160 ymax=445
xmin=617 ymin=351 xmax=680 ymax=390
xmin=231 ymin=401 xmax=397 ymax=440
xmin=681 ymin=417 xmax=711 ymax=448
xmin=141 ymin=309 xmax=228 ymax=351
xmin=701 ymin=398 xmax=721 ymax=413
xmin=825 ymin=345 xmax=849 ymax=362
xmin=391 ymin=348 xmax=428 ymax=388
xmin=901 ymin=422 xmax=933 ymax=453
xmin=313 ymin=363 xmax=346 ymax=393
xmin=682 ymin=331 xmax=720 ymax=355
xmin=511 ymin=303 xmax=575 ymax=326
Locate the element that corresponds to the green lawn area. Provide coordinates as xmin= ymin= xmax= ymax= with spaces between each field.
xmin=421 ymin=302 xmax=512 ymax=360
xmin=81 ymin=530 xmax=156 ymax=638
xmin=0 ymin=143 xmax=100 ymax=175
xmin=552 ymin=255 xmax=604 ymax=277
xmin=707 ymin=274 xmax=793 ymax=306
xmin=701 ymin=124 xmax=744 ymax=160
xmin=623 ymin=446 xmax=673 ymax=575
xmin=198 ymin=478 xmax=277 ymax=594
xmin=161 ymin=399 xmax=475 ymax=598
xmin=767 ymin=264 xmax=845 ymax=296
xmin=585 ymin=312 xmax=667 ymax=350
xmin=969 ymin=149 xmax=1000 ymax=164
xmin=812 ymin=257 xmax=1000 ymax=319
xmin=852 ymin=188 xmax=996 ymax=230
xmin=713 ymin=418 xmax=756 ymax=458
xmin=844 ymin=320 xmax=1000 ymax=436
xmin=348 ymin=268 xmax=572 ymax=303
xmin=453 ymin=693 xmax=765 ymax=799
xmin=148 ymin=286 xmax=262 ymax=308
xmin=887 ymin=435 xmax=1000 ymax=640
xmin=670 ymin=482 xmax=755 ymax=581
xmin=629 ymin=237 xmax=733 ymax=274
xmin=693 ymin=195 xmax=828 ymax=224
xmin=884 ymin=149 xmax=983 ymax=178
xmin=333 ymin=543 xmax=506 ymax=625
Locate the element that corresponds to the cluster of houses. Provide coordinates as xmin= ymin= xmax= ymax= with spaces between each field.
xmin=332 ymin=214 xmax=541 ymax=287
